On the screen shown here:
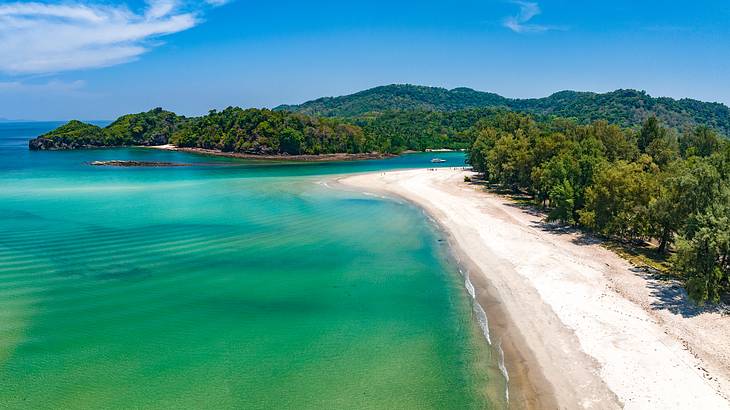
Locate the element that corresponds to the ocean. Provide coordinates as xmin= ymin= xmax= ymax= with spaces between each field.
xmin=0 ymin=122 xmax=506 ymax=408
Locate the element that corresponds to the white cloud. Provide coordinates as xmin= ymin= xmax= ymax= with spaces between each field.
xmin=0 ymin=1 xmax=227 ymax=75
xmin=503 ymin=1 xmax=555 ymax=33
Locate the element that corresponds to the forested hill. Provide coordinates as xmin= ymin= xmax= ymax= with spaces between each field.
xmin=275 ymin=85 xmax=730 ymax=136
xmin=28 ymin=106 xmax=479 ymax=153
xmin=275 ymin=85 xmax=509 ymax=117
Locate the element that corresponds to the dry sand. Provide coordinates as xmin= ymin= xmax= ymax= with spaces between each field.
xmin=339 ymin=168 xmax=730 ymax=409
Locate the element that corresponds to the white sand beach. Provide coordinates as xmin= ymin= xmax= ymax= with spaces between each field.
xmin=339 ymin=168 xmax=730 ymax=409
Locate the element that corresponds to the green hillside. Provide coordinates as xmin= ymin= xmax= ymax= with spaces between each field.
xmin=276 ymin=85 xmax=730 ymax=136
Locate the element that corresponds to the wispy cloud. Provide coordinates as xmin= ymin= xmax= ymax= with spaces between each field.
xmin=0 ymin=1 xmax=228 ymax=75
xmin=503 ymin=1 xmax=557 ymax=33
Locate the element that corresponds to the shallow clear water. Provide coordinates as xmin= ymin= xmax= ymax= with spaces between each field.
xmin=0 ymin=123 xmax=506 ymax=408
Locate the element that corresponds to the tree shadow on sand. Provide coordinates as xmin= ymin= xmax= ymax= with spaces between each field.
xmin=640 ymin=269 xmax=729 ymax=318
xmin=472 ymin=180 xmax=729 ymax=316
xmin=511 ymin=200 xmax=727 ymax=317
xmin=526 ymin=219 xmax=604 ymax=246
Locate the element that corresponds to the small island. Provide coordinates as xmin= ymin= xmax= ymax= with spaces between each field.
xmin=27 ymin=105 xmax=471 ymax=159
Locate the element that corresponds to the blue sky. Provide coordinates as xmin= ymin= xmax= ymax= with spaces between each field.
xmin=1 ymin=0 xmax=729 ymax=120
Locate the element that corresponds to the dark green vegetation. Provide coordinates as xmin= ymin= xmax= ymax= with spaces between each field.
xmin=277 ymin=84 xmax=730 ymax=136
xmin=276 ymin=85 xmax=507 ymax=117
xmin=30 ymin=106 xmax=483 ymax=153
xmin=467 ymin=113 xmax=730 ymax=304
xmin=29 ymin=108 xmax=184 ymax=150
xmin=32 ymin=84 xmax=730 ymax=153
xmin=28 ymin=120 xmax=107 ymax=149
xmin=168 ymin=107 xmax=366 ymax=154
xmin=30 ymin=107 xmax=372 ymax=154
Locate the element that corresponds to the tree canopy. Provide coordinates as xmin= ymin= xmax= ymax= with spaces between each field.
xmin=467 ymin=113 xmax=730 ymax=304
xmin=30 ymin=107 xmax=496 ymax=154
xmin=277 ymin=84 xmax=730 ymax=137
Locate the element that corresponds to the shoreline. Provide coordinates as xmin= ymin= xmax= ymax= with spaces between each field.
xmin=333 ymin=173 xmax=560 ymax=409
xmin=338 ymin=168 xmax=730 ymax=409
xmin=334 ymin=174 xmax=565 ymax=410
xmin=423 ymin=200 xmax=560 ymax=409
xmin=146 ymin=144 xmax=395 ymax=162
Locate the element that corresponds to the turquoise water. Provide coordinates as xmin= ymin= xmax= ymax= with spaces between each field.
xmin=0 ymin=123 xmax=506 ymax=408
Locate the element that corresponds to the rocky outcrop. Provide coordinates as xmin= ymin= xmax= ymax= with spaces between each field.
xmin=89 ymin=160 xmax=190 ymax=167
xmin=28 ymin=137 xmax=98 ymax=150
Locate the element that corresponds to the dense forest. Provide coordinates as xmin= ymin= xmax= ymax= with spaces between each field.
xmin=276 ymin=85 xmax=508 ymax=117
xmin=29 ymin=108 xmax=186 ymax=150
xmin=30 ymin=107 xmax=369 ymax=154
xmin=168 ymin=107 xmax=367 ymax=155
xmin=32 ymin=84 xmax=730 ymax=153
xmin=30 ymin=106 xmax=491 ymax=153
xmin=277 ymin=84 xmax=730 ymax=136
xmin=467 ymin=112 xmax=729 ymax=304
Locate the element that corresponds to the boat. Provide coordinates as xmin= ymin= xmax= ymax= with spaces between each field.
xmin=430 ymin=158 xmax=446 ymax=163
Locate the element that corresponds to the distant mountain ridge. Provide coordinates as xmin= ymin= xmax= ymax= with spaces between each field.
xmin=275 ymin=84 xmax=730 ymax=136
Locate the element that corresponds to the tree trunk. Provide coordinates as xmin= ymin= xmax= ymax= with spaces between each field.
xmin=658 ymin=228 xmax=671 ymax=254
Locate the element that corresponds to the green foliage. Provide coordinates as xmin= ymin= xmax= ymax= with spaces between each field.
xmin=489 ymin=129 xmax=534 ymax=191
xmin=275 ymin=84 xmax=509 ymax=117
xmin=29 ymin=108 xmax=185 ymax=150
xmin=680 ymin=126 xmax=723 ymax=158
xmin=358 ymin=109 xmax=488 ymax=152
xmin=548 ymin=179 xmax=576 ymax=224
xmin=32 ymin=106 xmax=486 ymax=154
xmin=40 ymin=120 xmax=105 ymax=144
xmin=673 ymin=193 xmax=730 ymax=304
xmin=468 ymin=113 xmax=729 ymax=304
xmin=580 ymin=159 xmax=657 ymax=240
xmin=104 ymin=107 xmax=184 ymax=146
xmin=168 ymin=107 xmax=368 ymax=155
xmin=278 ymin=85 xmax=730 ymax=137
xmin=650 ymin=157 xmax=724 ymax=252
xmin=468 ymin=126 xmax=499 ymax=176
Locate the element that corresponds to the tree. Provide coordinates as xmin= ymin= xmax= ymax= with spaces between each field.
xmin=638 ymin=116 xmax=665 ymax=153
xmin=547 ymin=179 xmax=576 ymax=224
xmin=673 ymin=190 xmax=730 ymax=304
xmin=680 ymin=126 xmax=723 ymax=158
xmin=278 ymin=127 xmax=304 ymax=154
xmin=650 ymin=157 xmax=723 ymax=253
xmin=531 ymin=151 xmax=579 ymax=208
xmin=488 ymin=129 xmax=533 ymax=191
xmin=579 ymin=159 xmax=657 ymax=240
xmin=589 ymin=120 xmax=638 ymax=162
xmin=467 ymin=127 xmax=498 ymax=175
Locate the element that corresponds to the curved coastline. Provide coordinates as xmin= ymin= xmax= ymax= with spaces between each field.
xmin=336 ymin=168 xmax=730 ymax=409
xmin=430 ymin=209 xmax=560 ymax=409
xmin=332 ymin=172 xmax=561 ymax=409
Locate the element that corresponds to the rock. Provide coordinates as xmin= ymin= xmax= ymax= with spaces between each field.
xmin=89 ymin=160 xmax=191 ymax=167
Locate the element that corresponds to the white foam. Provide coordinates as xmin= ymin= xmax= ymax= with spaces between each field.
xmin=472 ymin=298 xmax=492 ymax=346
xmin=462 ymin=268 xmax=510 ymax=403
xmin=464 ymin=274 xmax=476 ymax=299
xmin=361 ymin=191 xmax=389 ymax=200
xmin=498 ymin=338 xmax=510 ymax=403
